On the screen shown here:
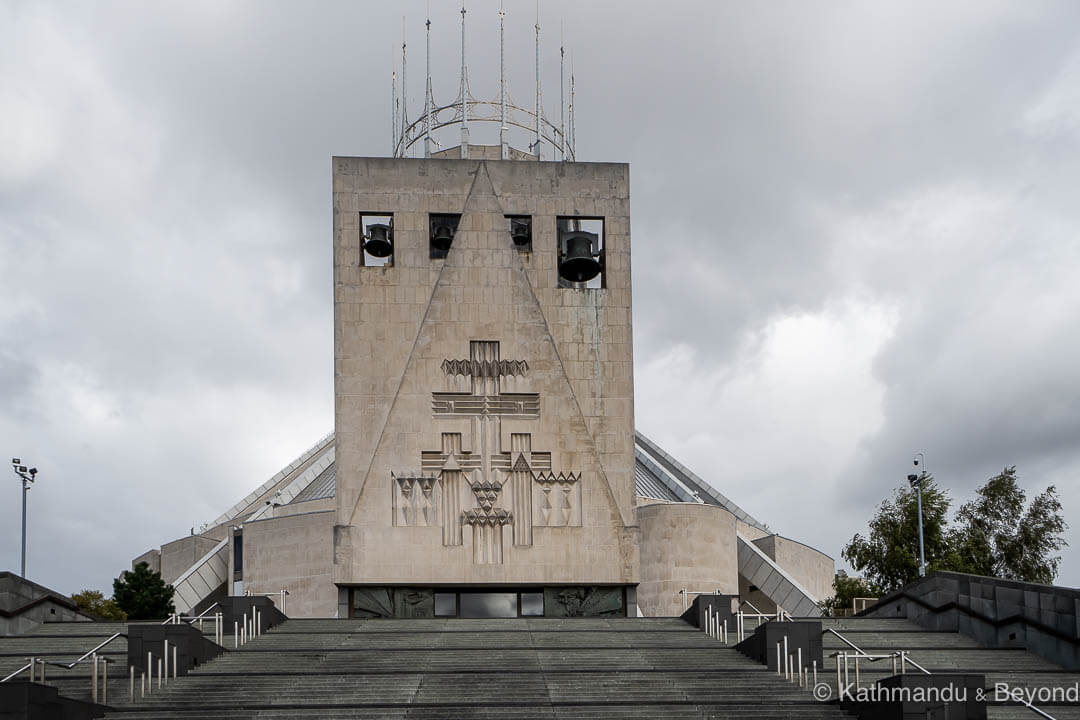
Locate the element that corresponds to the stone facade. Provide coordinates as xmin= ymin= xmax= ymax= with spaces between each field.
xmin=332 ymin=157 xmax=638 ymax=599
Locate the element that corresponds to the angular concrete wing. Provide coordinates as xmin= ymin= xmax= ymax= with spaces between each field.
xmin=171 ymin=536 xmax=229 ymax=615
xmin=736 ymin=532 xmax=821 ymax=618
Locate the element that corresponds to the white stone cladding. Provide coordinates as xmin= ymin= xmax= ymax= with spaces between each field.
xmin=332 ymin=156 xmax=638 ymax=591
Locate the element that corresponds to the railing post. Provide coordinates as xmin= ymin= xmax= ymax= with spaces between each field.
xmin=722 ymin=619 xmax=728 ymax=644
xmin=163 ymin=640 xmax=168 ymax=683
xmin=102 ymin=658 xmax=108 ymax=704
xmin=147 ymin=652 xmax=152 ymax=694
xmin=812 ymin=660 xmax=817 ymax=688
xmin=776 ymin=642 xmax=782 ymax=676
xmin=90 ymin=652 xmax=98 ymax=703
xmin=39 ymin=659 xmax=44 ymax=684
xmin=157 ymin=658 xmax=162 ymax=689
xmin=234 ymin=621 xmax=238 ymax=649
xmin=797 ymin=647 xmax=803 ymax=686
xmin=836 ymin=651 xmax=843 ymax=691
xmin=855 ymin=654 xmax=860 ymax=688
xmin=130 ymin=665 xmax=135 ymax=703
xmin=141 ymin=670 xmax=146 ymax=699
xmin=843 ymin=650 xmax=850 ymax=689
xmin=172 ymin=644 xmax=178 ymax=679
xmin=783 ymin=636 xmax=789 ymax=680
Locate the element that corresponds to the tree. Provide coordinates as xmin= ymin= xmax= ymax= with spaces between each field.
xmin=950 ymin=467 xmax=1068 ymax=584
xmin=112 ymin=562 xmax=175 ymax=620
xmin=842 ymin=473 xmax=953 ymax=593
xmin=71 ymin=590 xmax=127 ymax=621
xmin=819 ymin=571 xmax=880 ymax=616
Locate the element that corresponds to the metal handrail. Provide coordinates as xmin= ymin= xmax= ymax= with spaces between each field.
xmin=825 ymin=627 xmax=870 ymax=657
xmin=826 ymin=629 xmax=1057 ymax=719
xmin=741 ymin=600 xmax=766 ymax=615
xmin=677 ymin=588 xmax=723 ymax=612
xmin=65 ymin=633 xmax=126 ymax=669
xmin=1021 ymin=702 xmax=1058 ymax=719
xmin=164 ymin=601 xmax=223 ymax=624
xmin=1 ymin=661 xmax=33 ymax=683
xmin=1 ymin=633 xmax=125 ymax=684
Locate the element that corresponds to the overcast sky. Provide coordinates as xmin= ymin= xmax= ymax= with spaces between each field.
xmin=3 ymin=0 xmax=1079 ymax=596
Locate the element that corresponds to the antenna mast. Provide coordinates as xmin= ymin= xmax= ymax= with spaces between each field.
xmin=533 ymin=2 xmax=542 ymax=159
xmin=424 ymin=14 xmax=433 ymax=158
xmin=499 ymin=4 xmax=508 ymax=159
xmin=460 ymin=3 xmax=470 ymax=158
xmin=560 ymin=28 xmax=565 ymax=162
xmin=392 ymin=68 xmax=398 ymax=157
xmin=400 ymin=18 xmax=408 ymax=158
xmin=569 ymin=56 xmax=575 ymax=160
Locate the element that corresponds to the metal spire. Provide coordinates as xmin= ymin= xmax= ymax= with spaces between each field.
xmin=459 ymin=2 xmax=469 ymax=159
xmin=533 ymin=0 xmax=541 ymax=159
xmin=400 ymin=17 xmax=408 ymax=158
xmin=559 ymin=25 xmax=565 ymax=162
xmin=424 ymin=13 xmax=433 ymax=158
xmin=499 ymin=3 xmax=508 ymax=159
xmin=569 ymin=53 xmax=575 ymax=161
xmin=392 ymin=68 xmax=397 ymax=157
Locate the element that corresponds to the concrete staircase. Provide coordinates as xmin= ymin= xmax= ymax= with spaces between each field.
xmin=96 ymin=617 xmax=854 ymax=719
xmin=820 ymin=617 xmax=1080 ymax=719
xmin=0 ymin=622 xmax=130 ymax=706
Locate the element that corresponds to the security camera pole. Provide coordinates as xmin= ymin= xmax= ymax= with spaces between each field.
xmin=907 ymin=452 xmax=926 ymax=577
xmin=11 ymin=459 xmax=38 ymax=578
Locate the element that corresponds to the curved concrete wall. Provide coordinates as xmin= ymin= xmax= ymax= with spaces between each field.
xmin=766 ymin=535 xmax=833 ymax=603
xmin=636 ymin=502 xmax=738 ymax=617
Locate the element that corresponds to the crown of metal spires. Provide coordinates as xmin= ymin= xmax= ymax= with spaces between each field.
xmin=391 ymin=3 xmax=575 ymax=161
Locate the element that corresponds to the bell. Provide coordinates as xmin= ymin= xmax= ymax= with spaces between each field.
xmin=363 ymin=224 xmax=393 ymax=258
xmin=431 ymin=222 xmax=455 ymax=253
xmin=510 ymin=218 xmax=532 ymax=246
xmin=558 ymin=231 xmax=601 ymax=282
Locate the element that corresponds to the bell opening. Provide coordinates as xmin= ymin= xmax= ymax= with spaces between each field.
xmin=557 ymin=217 xmax=605 ymax=288
xmin=429 ymin=214 xmax=461 ymax=259
xmin=507 ymin=215 xmax=532 ymax=252
xmin=360 ymin=213 xmax=394 ymax=267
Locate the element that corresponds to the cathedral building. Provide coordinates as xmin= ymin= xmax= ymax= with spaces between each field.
xmin=133 ymin=9 xmax=832 ymax=622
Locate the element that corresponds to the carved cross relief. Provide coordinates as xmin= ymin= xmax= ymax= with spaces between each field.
xmin=392 ymin=340 xmax=582 ymax=564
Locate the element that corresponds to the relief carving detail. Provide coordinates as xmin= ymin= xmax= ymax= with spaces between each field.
xmin=396 ymin=340 xmax=581 ymax=564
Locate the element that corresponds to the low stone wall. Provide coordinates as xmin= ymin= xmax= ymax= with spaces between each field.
xmin=862 ymin=571 xmax=1080 ymax=670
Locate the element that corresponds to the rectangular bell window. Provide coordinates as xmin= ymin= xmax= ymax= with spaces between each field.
xmin=556 ymin=217 xmax=604 ymax=289
xmin=360 ymin=213 xmax=394 ymax=267
xmin=429 ymin=214 xmax=461 ymax=259
xmin=506 ymin=215 xmax=532 ymax=252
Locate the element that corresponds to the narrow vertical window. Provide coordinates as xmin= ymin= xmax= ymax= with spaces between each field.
xmin=556 ymin=217 xmax=604 ymax=288
xmin=360 ymin=213 xmax=394 ymax=267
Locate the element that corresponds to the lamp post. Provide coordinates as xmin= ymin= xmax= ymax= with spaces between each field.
xmin=907 ymin=452 xmax=926 ymax=577
xmin=11 ymin=459 xmax=38 ymax=578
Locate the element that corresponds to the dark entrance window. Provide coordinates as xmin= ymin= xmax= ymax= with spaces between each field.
xmin=458 ymin=592 xmax=517 ymax=618
xmin=520 ymin=592 xmax=544 ymax=616
xmin=434 ymin=593 xmax=457 ymax=617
